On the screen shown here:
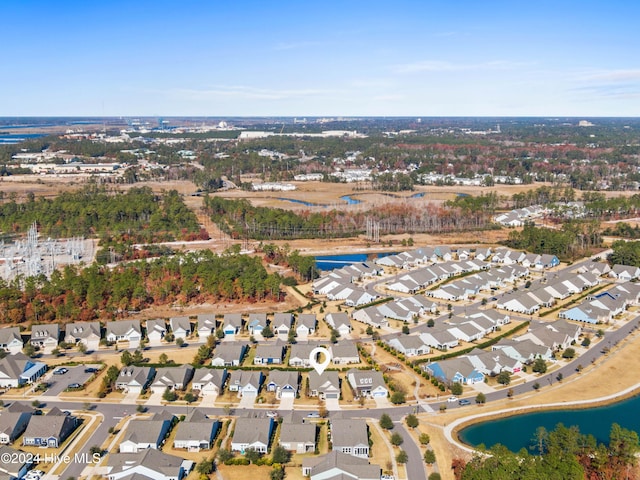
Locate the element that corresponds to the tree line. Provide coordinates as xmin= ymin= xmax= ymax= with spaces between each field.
xmin=0 ymin=250 xmax=283 ymax=325
xmin=204 ymin=195 xmax=496 ymax=241
xmin=456 ymin=423 xmax=640 ymax=480
xmin=0 ymin=185 xmax=205 ymax=245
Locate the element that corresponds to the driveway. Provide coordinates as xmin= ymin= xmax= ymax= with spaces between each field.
xmin=278 ymin=396 xmax=295 ymax=410
xmin=121 ymin=390 xmax=140 ymax=404
xmin=145 ymin=391 xmax=164 ymax=406
xmin=238 ymin=394 xmax=255 ymax=409
xmin=325 ymin=397 xmax=340 ymax=411
xmin=200 ymin=393 xmax=218 ymax=407
xmin=374 ymin=396 xmax=391 ymax=408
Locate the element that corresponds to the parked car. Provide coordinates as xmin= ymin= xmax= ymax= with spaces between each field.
xmin=307 ymin=412 xmax=320 ymax=418
xmin=458 ymin=399 xmax=471 ymax=406
xmin=447 ymin=396 xmax=458 ymax=403
xmin=84 ymin=367 xmax=98 ymax=373
xmin=68 ymin=383 xmax=82 ymax=389
xmin=266 ymin=411 xmax=278 ymax=418
xmin=53 ymin=368 xmax=68 ymax=375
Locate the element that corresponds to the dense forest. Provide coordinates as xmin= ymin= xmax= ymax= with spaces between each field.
xmin=0 ymin=250 xmax=282 ymax=324
xmin=0 ymin=186 xmax=205 ymax=244
xmin=204 ymin=195 xmax=496 ymax=241
xmin=456 ymin=423 xmax=640 ymax=480
xmin=608 ymin=240 xmax=640 ymax=267
xmin=505 ymin=222 xmax=601 ymax=260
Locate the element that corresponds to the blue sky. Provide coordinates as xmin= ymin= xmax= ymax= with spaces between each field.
xmin=2 ymin=1 xmax=639 ymax=116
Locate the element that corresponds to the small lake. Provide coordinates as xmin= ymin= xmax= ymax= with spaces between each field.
xmin=458 ymin=394 xmax=640 ymax=452
xmin=340 ymin=195 xmax=362 ymax=205
xmin=277 ymin=197 xmax=327 ymax=207
xmin=315 ymin=252 xmax=396 ymax=271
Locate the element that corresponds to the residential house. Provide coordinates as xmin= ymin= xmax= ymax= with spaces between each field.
xmin=169 ymin=316 xmax=191 ymax=340
xmin=228 ymin=371 xmax=263 ymax=398
xmin=0 ymin=327 xmax=23 ymax=355
xmin=325 ymin=312 xmax=352 ymax=337
xmin=254 ymin=342 xmax=285 ymax=365
xmin=29 ymin=324 xmax=59 ymax=353
xmin=115 ymin=366 xmax=155 ymax=394
xmin=197 ymin=314 xmax=217 ymax=342
xmin=466 ymin=348 xmax=523 ymax=376
xmin=331 ymin=419 xmax=370 ymax=458
xmin=266 ymin=370 xmax=299 ymax=399
xmin=231 ymin=417 xmax=274 ymax=453
xmin=191 ymin=368 xmax=227 ymax=396
xmin=0 ymin=445 xmax=32 ymax=480
xmin=424 ymin=357 xmax=485 ymax=385
xmin=273 ymin=313 xmax=293 ymax=337
xmin=222 ymin=313 xmax=242 ymax=339
xmin=610 ymin=264 xmax=640 ymax=282
xmin=105 ymin=320 xmax=142 ymax=347
xmin=492 ymin=338 xmax=553 ymax=364
xmin=0 ymin=353 xmax=47 ymax=388
xmin=173 ymin=410 xmax=220 ymax=452
xmin=211 ymin=343 xmax=247 ymax=367
xmin=302 ymin=451 xmax=381 ymax=480
xmin=247 ymin=313 xmax=267 ymax=338
xmin=146 ymin=319 xmax=167 ymax=346
xmin=296 ymin=314 xmax=317 ymax=339
xmin=330 ymin=341 xmax=360 ymax=365
xmin=346 ymin=369 xmax=388 ymax=398
xmin=386 ymin=335 xmax=430 ymax=357
xmin=105 ymin=448 xmax=190 ymax=480
xmin=475 ymin=247 xmax=492 ymax=261
xmin=351 ymin=306 xmax=389 ymax=328
xmin=64 ymin=321 xmax=101 ymax=351
xmin=119 ymin=415 xmax=173 ymax=453
xmin=289 ymin=342 xmax=322 ymax=367
xmin=0 ymin=409 xmax=32 ymax=444
xmin=150 ymin=366 xmax=194 ymax=394
xmin=308 ymin=371 xmax=340 ymax=400
xmin=279 ymin=419 xmax=316 ymax=453
xmin=22 ymin=407 xmax=77 ymax=448
xmin=419 ymin=329 xmax=460 ymax=350
xmin=497 ymin=293 xmax=541 ymax=315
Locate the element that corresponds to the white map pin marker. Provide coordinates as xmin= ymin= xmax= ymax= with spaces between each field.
xmin=309 ymin=346 xmax=332 ymax=375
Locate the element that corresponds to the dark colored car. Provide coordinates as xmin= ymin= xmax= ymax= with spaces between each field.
xmin=458 ymin=399 xmax=471 ymax=406
xmin=84 ymin=367 xmax=98 ymax=373
xmin=68 ymin=383 xmax=82 ymax=389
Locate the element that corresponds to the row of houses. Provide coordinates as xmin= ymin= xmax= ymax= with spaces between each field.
xmin=425 ymin=319 xmax=582 ymax=384
xmin=313 ymin=262 xmax=382 ymax=307
xmin=115 ymin=361 xmax=387 ymax=402
xmin=491 ymin=247 xmax=560 ymax=270
xmin=351 ymin=295 xmax=437 ymax=329
xmin=494 ymin=205 xmax=545 ymax=227
xmin=559 ymin=282 xmax=640 ymax=324
xmin=428 ymin=264 xmax=528 ymax=301
xmin=105 ymin=413 xmax=381 ymax=480
xmin=386 ymin=309 xmax=511 ymax=356
xmin=375 ymin=246 xmax=492 ymax=269
xmin=0 ymin=403 xmax=78 ymax=448
xmin=0 ymin=312 xmax=325 ymax=356
xmin=496 ymin=269 xmax=600 ymax=315
xmin=386 ymin=259 xmax=490 ymax=294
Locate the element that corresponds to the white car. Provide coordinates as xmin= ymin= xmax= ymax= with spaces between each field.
xmin=447 ymin=396 xmax=458 ymax=403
